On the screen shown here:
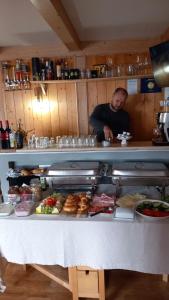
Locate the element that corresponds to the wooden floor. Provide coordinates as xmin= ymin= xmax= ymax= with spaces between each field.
xmin=1 ymin=263 xmax=169 ymax=300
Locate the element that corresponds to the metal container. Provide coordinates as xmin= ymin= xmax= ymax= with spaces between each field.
xmin=111 ymin=162 xmax=169 ymax=186
xmin=47 ymin=162 xmax=100 ymax=176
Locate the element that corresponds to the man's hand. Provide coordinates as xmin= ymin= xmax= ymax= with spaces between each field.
xmin=103 ymin=126 xmax=113 ymax=140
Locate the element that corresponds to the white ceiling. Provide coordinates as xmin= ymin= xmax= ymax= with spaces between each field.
xmin=62 ymin=0 xmax=169 ymax=40
xmin=0 ymin=0 xmax=168 ymax=47
xmin=0 ymin=0 xmax=61 ymax=46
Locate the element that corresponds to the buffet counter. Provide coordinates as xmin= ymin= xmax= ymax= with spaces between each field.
xmin=0 ymin=214 xmax=169 ymax=275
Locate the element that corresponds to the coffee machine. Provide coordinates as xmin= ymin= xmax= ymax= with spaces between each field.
xmin=153 ymin=112 xmax=169 ymax=145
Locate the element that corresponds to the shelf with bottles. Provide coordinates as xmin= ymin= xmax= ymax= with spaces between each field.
xmin=30 ymin=73 xmax=153 ymax=84
xmin=1 ymin=54 xmax=153 ymax=89
xmin=30 ymin=54 xmax=153 ymax=83
xmin=1 ymin=60 xmax=31 ymax=91
xmin=0 ymin=119 xmax=30 ymax=150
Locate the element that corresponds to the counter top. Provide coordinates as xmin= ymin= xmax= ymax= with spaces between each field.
xmin=1 ymin=141 xmax=169 ymax=154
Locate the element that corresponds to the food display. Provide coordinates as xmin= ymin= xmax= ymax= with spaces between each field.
xmin=36 ymin=193 xmax=65 ymax=214
xmin=8 ymin=186 xmax=20 ymax=203
xmin=89 ymin=193 xmax=115 ymax=215
xmin=92 ymin=193 xmax=115 ymax=207
xmin=30 ymin=183 xmax=42 ymax=201
xmin=116 ymin=193 xmax=146 ymax=208
xmin=63 ymin=192 xmax=90 ymax=215
xmin=19 ymin=185 xmax=32 ymax=201
xmin=0 ymin=203 xmax=14 ymax=216
xmin=15 ymin=201 xmax=34 ymax=217
xmin=135 ymin=200 xmax=169 ymax=219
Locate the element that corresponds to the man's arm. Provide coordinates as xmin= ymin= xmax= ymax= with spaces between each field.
xmin=90 ymin=105 xmax=113 ymax=140
xmin=89 ymin=105 xmax=105 ymax=130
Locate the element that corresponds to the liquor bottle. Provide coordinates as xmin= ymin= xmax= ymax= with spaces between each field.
xmin=56 ymin=60 xmax=61 ymax=80
xmin=45 ymin=60 xmax=53 ymax=80
xmin=32 ymin=57 xmax=40 ymax=81
xmin=9 ymin=124 xmax=16 ymax=149
xmin=15 ymin=121 xmax=24 ymax=149
xmin=63 ymin=61 xmax=69 ymax=80
xmin=40 ymin=58 xmax=46 ymax=81
xmin=4 ymin=120 xmax=11 ymax=149
xmin=0 ymin=121 xmax=5 ymax=149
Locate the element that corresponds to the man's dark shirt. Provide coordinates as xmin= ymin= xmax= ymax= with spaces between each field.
xmin=90 ymin=103 xmax=130 ymax=142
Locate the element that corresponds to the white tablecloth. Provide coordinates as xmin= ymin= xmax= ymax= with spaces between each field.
xmin=0 ymin=214 xmax=169 ymax=274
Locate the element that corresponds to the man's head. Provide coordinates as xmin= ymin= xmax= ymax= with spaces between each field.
xmin=111 ymin=87 xmax=128 ymax=111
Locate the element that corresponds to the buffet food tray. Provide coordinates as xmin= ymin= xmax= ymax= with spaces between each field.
xmin=47 ymin=162 xmax=101 ymax=176
xmin=111 ymin=162 xmax=169 ymax=177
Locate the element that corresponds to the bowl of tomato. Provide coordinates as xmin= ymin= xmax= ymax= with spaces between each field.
xmin=135 ymin=200 xmax=169 ymax=220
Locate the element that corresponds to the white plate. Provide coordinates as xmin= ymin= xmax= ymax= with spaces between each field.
xmin=135 ymin=199 xmax=169 ymax=220
xmin=116 ymin=136 xmax=132 ymax=141
xmin=0 ymin=203 xmax=14 ymax=216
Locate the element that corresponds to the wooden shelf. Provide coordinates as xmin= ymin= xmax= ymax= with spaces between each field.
xmin=30 ymin=74 xmax=153 ymax=84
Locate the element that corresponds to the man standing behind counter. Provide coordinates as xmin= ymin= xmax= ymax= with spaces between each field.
xmin=89 ymin=87 xmax=130 ymax=142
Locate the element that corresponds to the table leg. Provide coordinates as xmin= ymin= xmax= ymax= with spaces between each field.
xmin=98 ymin=270 xmax=105 ymax=300
xmin=0 ymin=257 xmax=7 ymax=293
xmin=68 ymin=267 xmax=79 ymax=300
xmin=162 ymin=274 xmax=168 ymax=282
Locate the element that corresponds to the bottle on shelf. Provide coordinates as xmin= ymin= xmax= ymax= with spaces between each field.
xmin=9 ymin=123 xmax=16 ymax=149
xmin=40 ymin=58 xmax=46 ymax=81
xmin=32 ymin=57 xmax=41 ymax=81
xmin=1 ymin=61 xmax=10 ymax=90
xmin=4 ymin=120 xmax=11 ymax=149
xmin=45 ymin=60 xmax=53 ymax=80
xmin=63 ymin=60 xmax=69 ymax=80
xmin=0 ymin=120 xmax=5 ymax=149
xmin=15 ymin=120 xmax=24 ymax=149
xmin=56 ymin=60 xmax=61 ymax=80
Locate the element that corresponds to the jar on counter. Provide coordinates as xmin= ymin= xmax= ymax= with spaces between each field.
xmin=8 ymin=186 xmax=20 ymax=203
xmin=30 ymin=183 xmax=42 ymax=201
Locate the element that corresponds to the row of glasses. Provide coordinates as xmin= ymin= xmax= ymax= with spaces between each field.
xmin=28 ymin=136 xmax=55 ymax=149
xmin=56 ymin=135 xmax=97 ymax=148
xmin=27 ymin=135 xmax=97 ymax=149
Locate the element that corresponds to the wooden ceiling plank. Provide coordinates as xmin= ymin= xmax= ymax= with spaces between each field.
xmin=30 ymin=0 xmax=81 ymax=51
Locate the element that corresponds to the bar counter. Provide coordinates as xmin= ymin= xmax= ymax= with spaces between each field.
xmin=1 ymin=141 xmax=169 ymax=200
xmin=0 ymin=141 xmax=169 ymax=154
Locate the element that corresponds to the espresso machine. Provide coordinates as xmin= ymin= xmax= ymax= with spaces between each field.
xmin=153 ymin=112 xmax=169 ymax=145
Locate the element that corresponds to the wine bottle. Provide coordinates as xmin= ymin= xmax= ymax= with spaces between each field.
xmin=15 ymin=121 xmax=24 ymax=149
xmin=0 ymin=121 xmax=6 ymax=149
xmin=4 ymin=120 xmax=11 ymax=149
xmin=9 ymin=124 xmax=16 ymax=149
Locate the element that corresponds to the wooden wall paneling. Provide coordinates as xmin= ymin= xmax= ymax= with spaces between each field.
xmin=22 ymin=90 xmax=35 ymax=133
xmin=66 ymin=83 xmax=78 ymax=135
xmin=96 ymin=81 xmax=107 ymax=105
xmin=48 ymin=84 xmax=60 ymax=137
xmin=115 ymin=79 xmax=127 ymax=89
xmin=126 ymin=93 xmax=145 ymax=140
xmin=57 ymin=83 xmax=68 ymax=135
xmin=76 ymin=82 xmax=88 ymax=135
xmin=30 ymin=89 xmax=44 ymax=137
xmin=13 ymin=90 xmax=25 ymax=129
xmin=41 ymin=94 xmax=52 ymax=137
xmin=106 ymin=80 xmax=116 ymax=103
xmin=0 ymin=69 xmax=6 ymax=122
xmin=4 ymin=91 xmax=17 ymax=128
xmin=87 ymin=81 xmax=98 ymax=133
xmin=142 ymin=93 xmax=156 ymax=140
xmin=86 ymin=56 xmax=97 ymax=69
xmin=0 ymin=84 xmax=6 ymax=122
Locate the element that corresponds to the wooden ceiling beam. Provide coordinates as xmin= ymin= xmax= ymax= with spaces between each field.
xmin=30 ymin=0 xmax=81 ymax=51
xmin=161 ymin=27 xmax=169 ymax=42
